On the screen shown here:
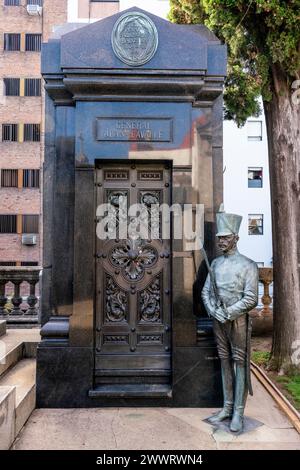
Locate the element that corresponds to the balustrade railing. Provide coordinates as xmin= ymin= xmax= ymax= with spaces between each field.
xmin=0 ymin=267 xmax=41 ymax=325
xmin=257 ymin=267 xmax=273 ymax=316
xmin=0 ymin=266 xmax=273 ymax=328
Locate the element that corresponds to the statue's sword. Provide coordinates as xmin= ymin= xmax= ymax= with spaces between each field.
xmin=246 ymin=314 xmax=253 ymax=396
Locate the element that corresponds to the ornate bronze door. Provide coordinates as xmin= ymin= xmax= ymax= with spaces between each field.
xmin=94 ymin=161 xmax=172 ymax=396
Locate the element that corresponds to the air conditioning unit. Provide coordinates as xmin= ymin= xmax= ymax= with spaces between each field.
xmin=26 ymin=4 xmax=42 ymax=16
xmin=22 ymin=234 xmax=37 ymax=246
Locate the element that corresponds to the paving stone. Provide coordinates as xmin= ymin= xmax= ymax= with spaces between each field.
xmin=11 ymin=375 xmax=300 ymax=450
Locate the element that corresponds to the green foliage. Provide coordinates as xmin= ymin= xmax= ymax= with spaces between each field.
xmin=275 ymin=374 xmax=300 ymax=410
xmin=251 ymin=350 xmax=271 ymax=367
xmin=169 ymin=0 xmax=300 ymax=126
xmin=251 ymin=351 xmax=300 ymax=409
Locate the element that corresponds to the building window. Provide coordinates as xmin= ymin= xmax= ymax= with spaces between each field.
xmin=24 ymin=124 xmax=40 ymax=142
xmin=27 ymin=0 xmax=43 ymax=5
xmin=248 ymin=167 xmax=263 ymax=188
xmin=3 ymin=78 xmax=20 ymax=96
xmin=0 ymin=262 xmax=17 ymax=266
xmin=21 ymin=261 xmax=39 ymax=266
xmin=248 ymin=214 xmax=264 ymax=235
xmin=247 ymin=120 xmax=262 ymax=141
xmin=23 ymin=169 xmax=40 ymax=188
xmin=22 ymin=215 xmax=39 ymax=233
xmin=2 ymin=124 xmax=18 ymax=142
xmin=25 ymin=78 xmax=41 ymax=97
xmin=4 ymin=33 xmax=21 ymax=51
xmin=25 ymin=34 xmax=42 ymax=52
xmin=4 ymin=0 xmax=20 ymax=5
xmin=1 ymin=169 xmax=18 ymax=188
xmin=0 ymin=215 xmax=17 ymax=233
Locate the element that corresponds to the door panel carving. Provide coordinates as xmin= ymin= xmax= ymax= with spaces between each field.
xmin=139 ymin=275 xmax=161 ymax=323
xmin=105 ymin=274 xmax=128 ymax=323
xmin=95 ymin=161 xmax=172 ymax=386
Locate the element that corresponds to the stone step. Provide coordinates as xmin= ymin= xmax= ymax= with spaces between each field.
xmin=0 ymin=328 xmax=39 ymax=378
xmin=0 ymin=358 xmax=36 ymax=438
xmin=89 ymin=383 xmax=173 ymax=398
xmin=0 ymin=320 xmax=6 ymax=338
xmin=0 ymin=342 xmax=23 ymax=378
xmin=0 ymin=329 xmax=39 ymax=449
xmin=0 ymin=386 xmax=15 ymax=450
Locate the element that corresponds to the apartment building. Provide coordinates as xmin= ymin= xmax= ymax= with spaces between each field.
xmin=223 ymin=114 xmax=272 ymax=267
xmin=0 ymin=0 xmax=67 ymax=267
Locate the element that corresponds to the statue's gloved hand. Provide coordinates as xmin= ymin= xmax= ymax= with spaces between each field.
xmin=214 ymin=306 xmax=228 ymax=323
xmin=204 ymin=299 xmax=216 ymax=319
xmin=226 ymin=310 xmax=244 ymax=321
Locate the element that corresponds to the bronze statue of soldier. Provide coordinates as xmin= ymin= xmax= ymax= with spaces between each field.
xmin=202 ymin=207 xmax=259 ymax=432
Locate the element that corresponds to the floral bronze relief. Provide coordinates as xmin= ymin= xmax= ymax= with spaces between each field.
xmin=109 ymin=238 xmax=158 ymax=281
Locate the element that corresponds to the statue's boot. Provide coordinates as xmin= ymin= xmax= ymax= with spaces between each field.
xmin=230 ymin=363 xmax=248 ymax=433
xmin=208 ymin=359 xmax=234 ymax=424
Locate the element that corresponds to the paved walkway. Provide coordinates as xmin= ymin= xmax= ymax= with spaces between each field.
xmin=12 ymin=376 xmax=300 ymax=450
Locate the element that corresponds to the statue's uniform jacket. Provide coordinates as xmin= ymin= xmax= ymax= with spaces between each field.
xmin=202 ymin=250 xmax=258 ymax=364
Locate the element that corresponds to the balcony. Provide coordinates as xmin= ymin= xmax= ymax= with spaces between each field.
xmin=0 ymin=267 xmax=41 ymax=325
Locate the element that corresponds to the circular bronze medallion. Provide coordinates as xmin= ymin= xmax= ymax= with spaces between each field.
xmin=111 ymin=12 xmax=158 ymax=67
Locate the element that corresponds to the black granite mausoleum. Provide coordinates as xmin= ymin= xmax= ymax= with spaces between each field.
xmin=37 ymin=7 xmax=227 ymax=407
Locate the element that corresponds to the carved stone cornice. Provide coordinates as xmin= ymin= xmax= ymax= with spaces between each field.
xmin=43 ymin=75 xmax=74 ymax=106
xmin=43 ymin=71 xmax=223 ymax=107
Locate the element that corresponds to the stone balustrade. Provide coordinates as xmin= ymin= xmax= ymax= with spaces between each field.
xmin=0 ymin=266 xmax=273 ymax=328
xmin=249 ymin=267 xmax=273 ymax=336
xmin=258 ymin=267 xmax=273 ymax=315
xmin=0 ymin=267 xmax=41 ymax=325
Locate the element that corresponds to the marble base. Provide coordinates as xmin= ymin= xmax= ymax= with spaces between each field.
xmin=36 ymin=342 xmax=222 ymax=408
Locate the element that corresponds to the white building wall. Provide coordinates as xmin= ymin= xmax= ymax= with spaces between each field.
xmin=223 ymin=114 xmax=272 ymax=266
xmin=67 ymin=0 xmax=77 ymax=22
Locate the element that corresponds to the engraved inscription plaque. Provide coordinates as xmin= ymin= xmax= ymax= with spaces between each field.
xmin=111 ymin=12 xmax=158 ymax=66
xmin=96 ymin=118 xmax=172 ymax=142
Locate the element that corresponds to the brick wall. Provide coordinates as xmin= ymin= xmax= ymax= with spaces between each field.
xmin=0 ymin=188 xmax=41 ymax=213
xmin=78 ymin=0 xmax=119 ymax=20
xmin=43 ymin=0 xmax=68 ymax=41
xmin=0 ymin=143 xmax=40 ymax=168
xmin=0 ymin=97 xmax=42 ymax=120
xmin=0 ymin=234 xmax=40 ymax=262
